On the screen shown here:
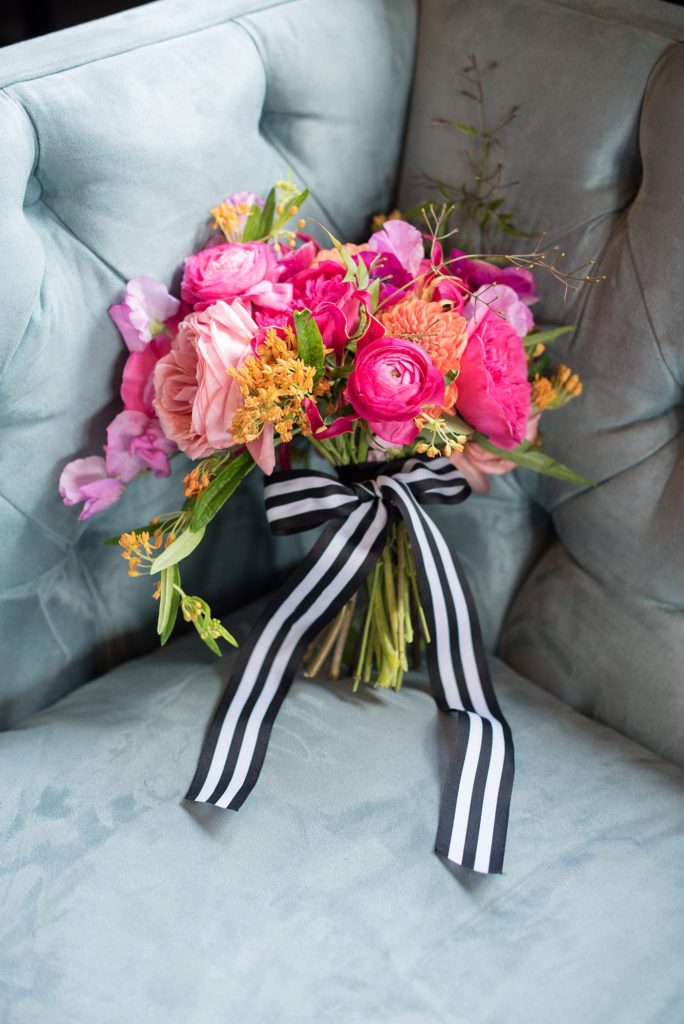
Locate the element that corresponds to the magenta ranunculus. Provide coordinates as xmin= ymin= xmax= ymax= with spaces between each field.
xmin=368 ymin=219 xmax=424 ymax=278
xmin=105 ymin=410 xmax=176 ymax=482
xmin=466 ymin=283 xmax=534 ymax=337
xmin=109 ymin=276 xmax=180 ymax=352
xmin=59 ymin=456 xmax=125 ymax=520
xmin=450 ymin=250 xmax=538 ymax=306
xmin=181 ymin=242 xmax=293 ymax=312
xmin=457 ymin=310 xmax=531 ymax=450
xmin=345 ymin=337 xmax=444 ymax=446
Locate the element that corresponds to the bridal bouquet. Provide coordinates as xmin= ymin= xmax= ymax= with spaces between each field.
xmin=59 ymin=180 xmax=588 ymax=873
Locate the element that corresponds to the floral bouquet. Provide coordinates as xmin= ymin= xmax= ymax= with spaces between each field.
xmin=59 ymin=180 xmax=589 ymax=874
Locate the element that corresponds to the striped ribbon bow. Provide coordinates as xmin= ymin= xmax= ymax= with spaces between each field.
xmin=186 ymin=457 xmax=514 ymax=874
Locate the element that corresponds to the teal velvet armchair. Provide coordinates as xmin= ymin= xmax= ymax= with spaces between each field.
xmin=1 ymin=1 xmax=683 ymax=1021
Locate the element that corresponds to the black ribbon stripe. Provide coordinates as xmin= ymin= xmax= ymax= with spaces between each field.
xmin=187 ymin=457 xmax=514 ymax=875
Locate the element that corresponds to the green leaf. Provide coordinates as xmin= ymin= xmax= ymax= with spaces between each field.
xmin=523 ymin=325 xmax=574 ymax=351
xmin=289 ymin=188 xmax=310 ymax=215
xmin=455 ymin=122 xmax=478 ymax=136
xmin=367 ymin=277 xmax=381 ymax=312
xmin=240 ymin=202 xmax=264 ymax=242
xmin=190 ymin=451 xmax=255 ymax=531
xmin=293 ymin=309 xmax=325 ymax=380
xmin=488 ymin=197 xmax=505 ymax=210
xmin=338 ymin=244 xmax=359 ymax=284
xmin=474 ymin=434 xmax=594 ymax=487
xmin=149 ymin=527 xmax=206 ymax=574
xmin=157 ymin=564 xmax=181 ymax=645
xmin=257 ymin=187 xmax=276 ymax=239
xmin=445 ymin=368 xmax=459 ymax=386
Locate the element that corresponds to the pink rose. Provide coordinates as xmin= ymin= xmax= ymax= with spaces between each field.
xmin=153 ymin=299 xmax=275 ymax=473
xmin=465 ymin=283 xmax=534 ymax=337
xmin=290 ymin=260 xmax=364 ymax=359
xmin=181 ymin=242 xmax=293 ymax=312
xmin=456 ymin=310 xmax=531 ymax=450
xmin=345 ymin=337 xmax=444 ymax=446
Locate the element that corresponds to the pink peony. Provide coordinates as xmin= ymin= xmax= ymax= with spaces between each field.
xmin=181 ymin=242 xmax=293 ymax=312
xmin=109 ymin=276 xmax=180 ymax=352
xmin=105 ymin=410 xmax=175 ymax=481
xmin=465 ymin=283 xmax=534 ymax=338
xmin=368 ymin=219 xmax=424 ymax=278
xmin=345 ymin=337 xmax=444 ymax=446
xmin=456 ymin=310 xmax=531 ymax=450
xmin=59 ymin=456 xmax=125 ymax=521
xmin=153 ymin=299 xmax=275 ymax=473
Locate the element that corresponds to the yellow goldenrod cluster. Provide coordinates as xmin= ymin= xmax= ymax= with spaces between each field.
xmin=415 ymin=415 xmax=468 ymax=458
xmin=183 ymin=463 xmax=213 ymax=498
xmin=119 ymin=528 xmax=166 ymax=577
xmin=230 ymin=326 xmax=330 ymax=444
xmin=370 ymin=209 xmax=403 ymax=232
xmin=211 ymin=199 xmax=253 ymax=243
xmin=531 ymin=364 xmax=583 ymax=412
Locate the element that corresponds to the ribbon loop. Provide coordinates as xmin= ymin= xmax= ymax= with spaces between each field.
xmin=187 ymin=458 xmax=514 ymax=874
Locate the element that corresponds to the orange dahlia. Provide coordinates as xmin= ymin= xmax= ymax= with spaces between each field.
xmin=379 ymin=298 xmax=468 ymax=411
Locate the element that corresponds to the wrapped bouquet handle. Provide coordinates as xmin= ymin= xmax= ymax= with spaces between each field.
xmin=186 ymin=458 xmax=514 ymax=875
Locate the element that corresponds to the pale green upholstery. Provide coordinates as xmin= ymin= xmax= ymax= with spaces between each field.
xmin=1 ymin=1 xmax=683 ymax=1021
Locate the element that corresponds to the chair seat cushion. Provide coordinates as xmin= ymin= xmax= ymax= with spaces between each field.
xmin=2 ymin=601 xmax=683 ymax=1024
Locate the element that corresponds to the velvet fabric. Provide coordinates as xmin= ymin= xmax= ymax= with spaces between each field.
xmin=0 ymin=0 xmax=417 ymax=727
xmin=1 ymin=600 xmax=683 ymax=1024
xmin=399 ymin=0 xmax=684 ymax=765
xmin=2 ymin=0 xmax=684 ymax=1020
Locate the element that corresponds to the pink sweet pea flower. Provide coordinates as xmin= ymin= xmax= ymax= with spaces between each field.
xmin=345 ymin=337 xmax=444 ymax=446
xmin=181 ymin=242 xmax=293 ymax=313
xmin=466 ymin=283 xmax=534 ymax=337
xmin=457 ymin=310 xmax=531 ymax=450
xmin=368 ymin=220 xmax=424 ymax=278
xmin=105 ymin=410 xmax=175 ymax=482
xmin=59 ymin=456 xmax=125 ymax=521
xmin=450 ymin=413 xmax=541 ymax=493
xmin=109 ymin=276 xmax=181 ymax=353
xmin=120 ymin=335 xmax=172 ymax=415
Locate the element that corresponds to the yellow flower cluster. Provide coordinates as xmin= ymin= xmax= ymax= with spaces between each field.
xmin=531 ymin=364 xmax=583 ymax=412
xmin=119 ymin=528 xmax=165 ymax=577
xmin=211 ymin=199 xmax=252 ymax=242
xmin=183 ymin=464 xmax=212 ymax=498
xmin=230 ymin=326 xmax=330 ymax=444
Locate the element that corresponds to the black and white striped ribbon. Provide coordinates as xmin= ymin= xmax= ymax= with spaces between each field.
xmin=186 ymin=457 xmax=514 ymax=874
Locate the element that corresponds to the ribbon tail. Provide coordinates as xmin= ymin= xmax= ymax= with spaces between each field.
xmin=186 ymin=500 xmax=389 ymax=811
xmin=380 ymin=476 xmax=514 ymax=875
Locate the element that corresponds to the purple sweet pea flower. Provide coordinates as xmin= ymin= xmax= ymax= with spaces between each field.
xmin=450 ymin=250 xmax=539 ymax=306
xmin=105 ymin=410 xmax=175 ymax=482
xmin=466 ymin=283 xmax=534 ymax=337
xmin=358 ymin=250 xmax=413 ymax=306
xmin=109 ymin=276 xmax=181 ymax=352
xmin=368 ymin=219 xmax=424 ymax=278
xmin=59 ymin=456 xmax=125 ymax=521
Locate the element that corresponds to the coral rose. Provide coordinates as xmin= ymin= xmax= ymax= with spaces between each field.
xmin=456 ymin=310 xmax=531 ymax=450
xmin=153 ymin=299 xmax=275 ymax=473
xmin=379 ymin=298 xmax=467 ymax=411
xmin=345 ymin=337 xmax=444 ymax=446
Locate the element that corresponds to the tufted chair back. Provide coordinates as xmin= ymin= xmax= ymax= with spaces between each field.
xmin=399 ymin=0 xmax=684 ymax=765
xmin=0 ymin=0 xmax=417 ymax=727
